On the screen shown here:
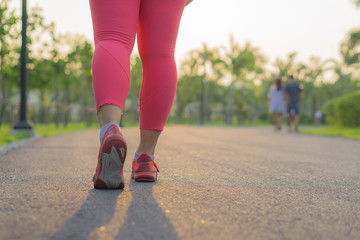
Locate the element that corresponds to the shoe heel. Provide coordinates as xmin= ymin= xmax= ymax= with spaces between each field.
xmin=95 ymin=137 xmax=127 ymax=189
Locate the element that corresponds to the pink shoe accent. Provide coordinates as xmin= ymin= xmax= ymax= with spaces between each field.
xmin=132 ymin=154 xmax=159 ymax=182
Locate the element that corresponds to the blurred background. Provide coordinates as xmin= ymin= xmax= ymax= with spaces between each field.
xmin=1 ymin=0 xmax=360 ymax=137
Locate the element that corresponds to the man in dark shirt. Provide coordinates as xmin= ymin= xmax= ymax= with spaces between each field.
xmin=284 ymin=75 xmax=301 ymax=132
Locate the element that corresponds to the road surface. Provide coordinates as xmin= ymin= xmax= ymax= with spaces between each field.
xmin=0 ymin=126 xmax=359 ymax=240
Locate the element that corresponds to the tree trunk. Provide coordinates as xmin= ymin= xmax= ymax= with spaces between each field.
xmin=225 ymin=82 xmax=234 ymax=125
xmin=81 ymin=86 xmax=88 ymax=126
xmin=132 ymin=98 xmax=139 ymax=123
xmin=54 ymin=76 xmax=61 ymax=127
xmin=9 ymin=102 xmax=15 ymax=126
xmin=0 ymin=37 xmax=7 ymax=126
xmin=78 ymin=95 xmax=84 ymax=122
xmin=200 ymin=75 xmax=206 ymax=125
xmin=39 ymin=89 xmax=45 ymax=123
xmin=62 ymin=83 xmax=70 ymax=128
xmin=87 ymin=78 xmax=94 ymax=126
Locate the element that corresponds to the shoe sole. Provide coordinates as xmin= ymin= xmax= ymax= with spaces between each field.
xmin=133 ymin=172 xmax=157 ymax=182
xmin=94 ymin=136 xmax=126 ymax=189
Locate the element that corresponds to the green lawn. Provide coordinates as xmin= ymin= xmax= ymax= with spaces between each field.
xmin=0 ymin=123 xmax=99 ymax=146
xmin=35 ymin=122 xmax=99 ymax=136
xmin=8 ymin=122 xmax=356 ymax=147
xmin=300 ymin=126 xmax=360 ymax=140
xmin=0 ymin=125 xmax=30 ymax=146
xmin=167 ymin=119 xmax=272 ymax=127
xmin=0 ymin=120 xmax=272 ymax=146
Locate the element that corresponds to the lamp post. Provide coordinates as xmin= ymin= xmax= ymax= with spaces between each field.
xmin=13 ymin=0 xmax=33 ymax=132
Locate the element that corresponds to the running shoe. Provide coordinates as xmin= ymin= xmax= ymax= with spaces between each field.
xmin=93 ymin=124 xmax=127 ymax=189
xmin=131 ymin=154 xmax=159 ymax=182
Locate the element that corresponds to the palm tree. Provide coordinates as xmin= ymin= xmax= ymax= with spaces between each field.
xmin=273 ymin=52 xmax=298 ymax=79
xmin=327 ymin=59 xmax=355 ymax=98
xmin=176 ymin=48 xmax=202 ymax=123
xmin=176 ymin=43 xmax=221 ymax=124
xmin=296 ymin=57 xmax=333 ymax=114
xmin=340 ymin=28 xmax=360 ymax=68
xmin=220 ymin=35 xmax=266 ymax=124
xmin=198 ymin=43 xmax=219 ymax=124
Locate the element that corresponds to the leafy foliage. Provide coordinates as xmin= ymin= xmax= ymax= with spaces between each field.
xmin=340 ymin=28 xmax=360 ymax=66
xmin=323 ymin=91 xmax=360 ymax=127
xmin=1 ymin=2 xmax=360 ymax=128
xmin=335 ymin=91 xmax=360 ymax=127
xmin=353 ymin=0 xmax=360 ymax=8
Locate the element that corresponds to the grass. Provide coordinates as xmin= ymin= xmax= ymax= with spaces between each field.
xmin=0 ymin=125 xmax=30 ymax=146
xmin=0 ymin=122 xmax=99 ymax=146
xmin=3 ymin=121 xmax=358 ymax=147
xmin=300 ymin=126 xmax=360 ymax=140
xmin=35 ymin=122 xmax=98 ymax=137
xmin=5 ymin=120 xmax=358 ymax=146
xmin=166 ymin=118 xmax=272 ymax=127
xmin=1 ymin=120 xmax=272 ymax=146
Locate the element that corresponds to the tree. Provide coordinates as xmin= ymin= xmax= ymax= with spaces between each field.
xmin=340 ymin=28 xmax=360 ymax=67
xmin=353 ymin=0 xmax=360 ymax=8
xmin=48 ymin=26 xmax=69 ymax=126
xmin=0 ymin=0 xmax=19 ymax=126
xmin=296 ymin=57 xmax=334 ymax=114
xmin=176 ymin=43 xmax=222 ymax=123
xmin=220 ymin=35 xmax=266 ymax=124
xmin=273 ymin=52 xmax=298 ymax=78
xmin=176 ymin=48 xmax=204 ymax=123
xmin=26 ymin=6 xmax=54 ymax=124
xmin=66 ymin=37 xmax=94 ymax=126
xmin=328 ymin=59 xmax=354 ymax=97
xmin=125 ymin=54 xmax=142 ymax=123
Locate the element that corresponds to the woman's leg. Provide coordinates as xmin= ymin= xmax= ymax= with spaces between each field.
xmin=136 ymin=0 xmax=187 ymax=155
xmin=281 ymin=113 xmax=284 ymax=127
xmin=89 ymin=0 xmax=140 ymax=127
xmin=98 ymin=105 xmax=122 ymax=127
xmin=137 ymin=130 xmax=161 ymax=156
xmin=89 ymin=0 xmax=140 ymax=188
xmin=277 ymin=113 xmax=283 ymax=130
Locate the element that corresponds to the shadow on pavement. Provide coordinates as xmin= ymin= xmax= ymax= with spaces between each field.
xmin=116 ymin=180 xmax=178 ymax=240
xmin=50 ymin=189 xmax=122 ymax=240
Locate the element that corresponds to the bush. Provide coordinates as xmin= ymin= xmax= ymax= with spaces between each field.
xmin=323 ymin=99 xmax=337 ymax=125
xmin=336 ymin=91 xmax=360 ymax=127
xmin=300 ymin=113 xmax=315 ymax=124
xmin=259 ymin=112 xmax=271 ymax=122
xmin=323 ymin=91 xmax=360 ymax=127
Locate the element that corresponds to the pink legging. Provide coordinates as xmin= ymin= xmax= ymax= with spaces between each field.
xmin=89 ymin=0 xmax=186 ymax=130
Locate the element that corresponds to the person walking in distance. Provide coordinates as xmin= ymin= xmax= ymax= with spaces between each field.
xmin=90 ymin=0 xmax=193 ymax=189
xmin=284 ymin=75 xmax=302 ymax=132
xmin=267 ymin=77 xmax=285 ymax=131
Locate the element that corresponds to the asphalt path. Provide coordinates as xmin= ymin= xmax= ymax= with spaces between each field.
xmin=0 ymin=126 xmax=359 ymax=240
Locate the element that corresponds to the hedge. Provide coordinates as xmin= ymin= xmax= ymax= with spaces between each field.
xmin=323 ymin=91 xmax=360 ymax=127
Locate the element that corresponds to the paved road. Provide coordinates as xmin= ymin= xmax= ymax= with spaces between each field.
xmin=0 ymin=126 xmax=359 ymax=240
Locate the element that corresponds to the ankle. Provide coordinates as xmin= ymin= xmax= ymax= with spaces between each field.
xmin=136 ymin=150 xmax=155 ymax=156
xmin=99 ymin=122 xmax=119 ymax=143
xmin=136 ymin=146 xmax=155 ymax=156
xmin=134 ymin=151 xmax=155 ymax=160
